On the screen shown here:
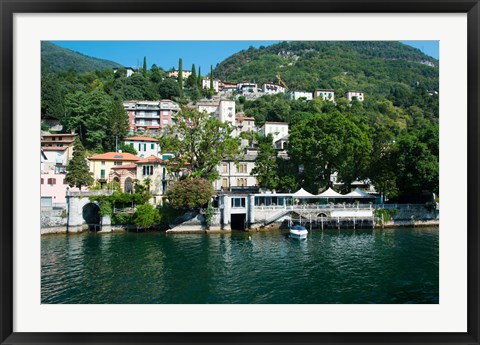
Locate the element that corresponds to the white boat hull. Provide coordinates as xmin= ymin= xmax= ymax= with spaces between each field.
xmin=289 ymin=228 xmax=308 ymax=239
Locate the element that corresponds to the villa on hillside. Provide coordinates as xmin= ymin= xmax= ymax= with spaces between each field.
xmin=314 ymin=89 xmax=335 ymax=102
xmin=88 ymin=152 xmax=141 ymax=186
xmin=124 ymin=136 xmax=160 ymax=158
xmin=345 ymin=90 xmax=365 ymax=102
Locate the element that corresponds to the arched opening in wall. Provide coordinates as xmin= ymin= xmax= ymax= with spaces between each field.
xmin=317 ymin=213 xmax=328 ymax=218
xmin=124 ymin=177 xmax=133 ymax=193
xmin=82 ymin=203 xmax=101 ymax=231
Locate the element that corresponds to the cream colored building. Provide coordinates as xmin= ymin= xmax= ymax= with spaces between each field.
xmin=345 ymin=90 xmax=365 ymax=102
xmin=88 ymin=152 xmax=140 ymax=183
xmin=314 ymin=89 xmax=335 ymax=102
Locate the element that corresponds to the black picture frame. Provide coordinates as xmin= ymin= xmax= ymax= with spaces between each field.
xmin=1 ymin=1 xmax=479 ymax=344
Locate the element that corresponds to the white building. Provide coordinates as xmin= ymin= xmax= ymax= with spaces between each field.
xmin=196 ymin=99 xmax=236 ymax=129
xmin=261 ymin=83 xmax=286 ymax=95
xmin=202 ymin=78 xmax=221 ymax=93
xmin=345 ymin=90 xmax=365 ymax=102
xmin=214 ymin=155 xmax=258 ymax=192
xmin=289 ymin=91 xmax=313 ymax=101
xmin=168 ymin=69 xmax=192 ymax=79
xmin=216 ymin=100 xmax=235 ymax=128
xmin=314 ymin=89 xmax=335 ymax=102
xmin=237 ymin=82 xmax=258 ymax=95
xmin=124 ymin=136 xmax=160 ymax=158
xmin=259 ymin=122 xmax=289 ymax=144
xmin=113 ymin=67 xmax=136 ymax=77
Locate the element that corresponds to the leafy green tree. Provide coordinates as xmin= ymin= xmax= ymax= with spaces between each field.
xmin=393 ymin=132 xmax=439 ymax=198
xmin=105 ymin=99 xmax=130 ymax=151
xmin=251 ymin=134 xmax=279 ymax=190
xmin=166 ymin=177 xmax=214 ymax=210
xmin=158 ymin=78 xmax=181 ymax=99
xmin=41 ymin=74 xmax=64 ymax=120
xmin=288 ymin=111 xmax=372 ymax=192
xmin=65 ymin=137 xmax=94 ymax=190
xmin=63 ymin=90 xmax=111 ymax=151
xmin=133 ymin=203 xmax=160 ymax=229
xmin=159 ymin=107 xmax=241 ymax=181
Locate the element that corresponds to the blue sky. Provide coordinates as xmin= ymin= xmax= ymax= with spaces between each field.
xmin=52 ymin=40 xmax=439 ymax=73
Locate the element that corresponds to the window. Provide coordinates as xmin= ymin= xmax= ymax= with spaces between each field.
xmin=41 ymin=178 xmax=44 ymax=184
xmin=114 ymin=162 xmax=122 ymax=166
xmin=63 ymin=179 xmax=68 ymax=185
xmin=238 ymin=164 xmax=247 ymax=174
xmin=151 ymin=143 xmax=155 ymax=149
xmin=130 ymin=143 xmax=134 ymax=148
xmin=231 ymin=197 xmax=246 ymax=208
xmin=47 ymin=178 xmax=56 ymax=185
xmin=100 ymin=170 xmax=105 ymax=179
xmin=138 ymin=144 xmax=141 ymax=151
xmin=237 ymin=178 xmax=247 ymax=186
xmin=222 ymin=164 xmax=228 ymax=173
xmin=143 ymin=165 xmax=153 ymax=176
xmin=101 ymin=161 xmax=105 ymax=166
xmin=222 ymin=178 xmax=229 ymax=188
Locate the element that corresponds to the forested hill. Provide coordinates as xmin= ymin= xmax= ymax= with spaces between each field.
xmin=41 ymin=41 xmax=123 ymax=74
xmin=214 ymin=41 xmax=438 ymax=95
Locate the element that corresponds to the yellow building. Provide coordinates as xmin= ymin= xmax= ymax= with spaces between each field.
xmin=88 ymin=152 xmax=140 ymax=185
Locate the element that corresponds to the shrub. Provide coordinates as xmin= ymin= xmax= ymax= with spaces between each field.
xmin=112 ymin=212 xmax=133 ymax=225
xmin=133 ymin=204 xmax=161 ymax=229
xmin=166 ymin=177 xmax=215 ymax=210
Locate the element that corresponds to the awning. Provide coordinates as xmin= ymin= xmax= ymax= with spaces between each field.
xmin=344 ymin=188 xmax=376 ymax=198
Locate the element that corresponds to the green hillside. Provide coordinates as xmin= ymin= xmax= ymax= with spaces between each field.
xmin=214 ymin=41 xmax=438 ymax=95
xmin=41 ymin=41 xmax=123 ymax=74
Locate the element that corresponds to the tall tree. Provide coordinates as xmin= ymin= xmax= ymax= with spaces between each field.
xmin=210 ymin=65 xmax=214 ymax=90
xmin=197 ymin=66 xmax=202 ymax=88
xmin=63 ymin=90 xmax=111 ymax=151
xmin=105 ymin=99 xmax=130 ymax=152
xmin=65 ymin=137 xmax=94 ymax=190
xmin=288 ymin=111 xmax=372 ymax=193
xmin=142 ymin=56 xmax=147 ymax=76
xmin=159 ymin=107 xmax=241 ymax=181
xmin=186 ymin=63 xmax=197 ymax=88
xmin=250 ymin=134 xmax=279 ymax=190
xmin=41 ymin=74 xmax=65 ymax=120
xmin=178 ymin=58 xmax=183 ymax=96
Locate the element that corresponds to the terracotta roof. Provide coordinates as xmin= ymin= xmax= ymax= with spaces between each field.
xmin=89 ymin=152 xmax=140 ymax=161
xmin=125 ymin=136 xmax=158 ymax=142
xmin=137 ymin=155 xmax=165 ymax=164
xmin=111 ymin=163 xmax=138 ymax=169
xmin=236 ymin=116 xmax=255 ymax=121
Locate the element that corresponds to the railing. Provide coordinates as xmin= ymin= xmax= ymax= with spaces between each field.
xmin=254 ymin=204 xmax=373 ymax=211
xmin=68 ymin=190 xmax=114 ymax=197
xmin=374 ymin=204 xmax=426 ymax=210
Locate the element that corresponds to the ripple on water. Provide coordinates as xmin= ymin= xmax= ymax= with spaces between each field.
xmin=41 ymin=227 xmax=439 ymax=304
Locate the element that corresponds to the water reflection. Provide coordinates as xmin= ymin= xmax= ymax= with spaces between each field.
xmin=42 ymin=227 xmax=439 ymax=304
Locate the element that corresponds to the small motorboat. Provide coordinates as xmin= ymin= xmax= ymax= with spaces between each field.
xmin=289 ymin=224 xmax=308 ymax=239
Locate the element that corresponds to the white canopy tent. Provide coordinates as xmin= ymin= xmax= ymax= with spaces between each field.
xmin=292 ymin=188 xmax=317 ymax=198
xmin=317 ymin=187 xmax=345 ymax=198
xmin=344 ymin=188 xmax=376 ymax=198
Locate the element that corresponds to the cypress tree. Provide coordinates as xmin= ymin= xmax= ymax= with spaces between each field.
xmin=178 ymin=58 xmax=183 ymax=96
xmin=142 ymin=56 xmax=147 ymax=75
xmin=197 ymin=66 xmax=202 ymax=88
xmin=65 ymin=137 xmax=94 ymax=191
xmin=210 ymin=65 xmax=214 ymax=90
xmin=191 ymin=64 xmax=196 ymax=80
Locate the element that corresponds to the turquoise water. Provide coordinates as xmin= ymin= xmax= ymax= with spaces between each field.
xmin=41 ymin=227 xmax=438 ymax=304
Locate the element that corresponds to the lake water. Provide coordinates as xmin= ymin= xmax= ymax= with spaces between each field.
xmin=41 ymin=227 xmax=439 ymax=304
